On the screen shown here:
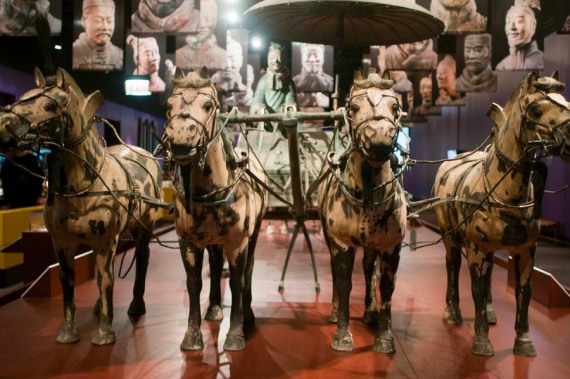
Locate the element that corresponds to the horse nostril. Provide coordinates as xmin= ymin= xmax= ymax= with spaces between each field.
xmin=363 ymin=126 xmax=375 ymax=139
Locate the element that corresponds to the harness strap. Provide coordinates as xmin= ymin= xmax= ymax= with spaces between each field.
xmin=245 ymin=168 xmax=294 ymax=208
xmin=110 ymin=154 xmax=139 ymax=218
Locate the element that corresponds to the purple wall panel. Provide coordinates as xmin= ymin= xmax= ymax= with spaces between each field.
xmin=404 ymin=33 xmax=570 ymax=237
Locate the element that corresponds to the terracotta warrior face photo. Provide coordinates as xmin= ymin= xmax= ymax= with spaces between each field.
xmin=403 ymin=40 xmax=429 ymax=55
xmin=268 ymin=48 xmax=284 ymax=73
xmin=302 ymin=45 xmax=325 ymax=75
xmin=223 ymin=37 xmax=243 ymax=81
xmin=144 ymin=0 xmax=186 ymax=16
xmin=196 ymin=0 xmax=216 ymax=42
xmin=436 ymin=56 xmax=456 ymax=92
xmin=505 ymin=5 xmax=536 ymax=47
xmin=139 ymin=40 xmax=160 ymax=74
xmin=419 ymin=77 xmax=433 ymax=103
xmin=464 ymin=34 xmax=491 ymax=75
xmin=82 ymin=4 xmax=115 ymax=45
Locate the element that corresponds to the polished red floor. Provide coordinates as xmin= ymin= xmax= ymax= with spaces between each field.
xmin=0 ymin=222 xmax=569 ymax=378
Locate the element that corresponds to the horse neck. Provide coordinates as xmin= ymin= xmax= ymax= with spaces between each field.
xmin=190 ymin=126 xmax=232 ymax=194
xmin=48 ymin=109 xmax=104 ymax=194
xmin=342 ymin=150 xmax=394 ymax=197
xmin=485 ymin=103 xmax=533 ymax=203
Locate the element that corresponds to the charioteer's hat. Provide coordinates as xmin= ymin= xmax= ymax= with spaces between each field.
xmin=83 ymin=0 xmax=115 ymax=11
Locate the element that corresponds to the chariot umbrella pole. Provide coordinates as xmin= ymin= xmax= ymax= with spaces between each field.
xmin=221 ymin=109 xmax=345 ymax=292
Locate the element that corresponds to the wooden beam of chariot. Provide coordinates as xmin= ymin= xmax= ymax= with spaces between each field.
xmin=218 ymin=110 xmax=345 ymax=124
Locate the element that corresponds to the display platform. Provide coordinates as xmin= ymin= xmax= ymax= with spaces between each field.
xmin=0 ymin=225 xmax=568 ymax=377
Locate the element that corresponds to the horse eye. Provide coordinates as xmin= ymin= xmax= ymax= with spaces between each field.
xmin=203 ymin=102 xmax=213 ymax=112
xmin=350 ymin=103 xmax=360 ymax=113
xmin=44 ymin=101 xmax=57 ymax=112
xmin=392 ymin=104 xmax=400 ymax=117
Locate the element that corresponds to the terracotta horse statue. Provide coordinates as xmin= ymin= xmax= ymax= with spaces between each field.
xmin=318 ymin=70 xmax=407 ymax=353
xmin=0 ymin=68 xmax=163 ymax=345
xmin=434 ymin=71 xmax=570 ymax=356
xmin=162 ymin=67 xmax=267 ymax=351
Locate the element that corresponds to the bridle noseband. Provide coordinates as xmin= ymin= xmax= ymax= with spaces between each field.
xmin=346 ymin=90 xmax=402 ymax=162
xmin=164 ymin=86 xmax=221 ymax=168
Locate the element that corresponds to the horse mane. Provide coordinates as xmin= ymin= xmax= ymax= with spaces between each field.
xmin=351 ymin=70 xmax=393 ymax=92
xmin=172 ymin=68 xmax=213 ymax=89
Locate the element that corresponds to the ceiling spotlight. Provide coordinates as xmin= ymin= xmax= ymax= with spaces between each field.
xmin=54 ymin=44 xmax=62 ymax=50
xmin=226 ymin=10 xmax=240 ymax=24
xmin=251 ymin=36 xmax=263 ymax=50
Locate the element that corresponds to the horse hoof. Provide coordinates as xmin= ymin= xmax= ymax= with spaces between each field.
xmin=513 ymin=333 xmax=536 ymax=357
xmin=93 ymin=299 xmax=101 ymax=317
xmin=205 ymin=305 xmax=223 ymax=321
xmin=224 ymin=334 xmax=246 ymax=351
xmin=471 ymin=335 xmax=494 ymax=356
xmin=363 ymin=309 xmax=379 ymax=325
xmin=180 ymin=330 xmax=204 ymax=351
xmin=92 ymin=330 xmax=116 ymax=345
xmin=443 ymin=305 xmax=463 ymax=325
xmin=329 ymin=310 xmax=338 ymax=323
xmin=485 ymin=304 xmax=497 ymax=325
xmin=372 ymin=338 xmax=395 ymax=354
xmin=56 ymin=324 xmax=80 ymax=344
xmin=244 ymin=307 xmax=255 ymax=324
xmin=127 ymin=300 xmax=146 ymax=317
xmin=331 ymin=330 xmax=354 ymax=352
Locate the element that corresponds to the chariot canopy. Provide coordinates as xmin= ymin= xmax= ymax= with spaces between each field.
xmin=243 ymin=0 xmax=444 ymax=46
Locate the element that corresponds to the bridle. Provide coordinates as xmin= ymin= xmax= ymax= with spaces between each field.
xmin=346 ymin=89 xmax=402 ymax=162
xmin=163 ymin=85 xmax=221 ymax=169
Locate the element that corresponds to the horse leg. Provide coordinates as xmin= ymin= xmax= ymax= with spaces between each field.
xmin=466 ymin=245 xmax=494 ymax=356
xmin=442 ymin=235 xmax=464 ymax=325
xmin=180 ymin=239 xmax=205 ymax=350
xmin=362 ymin=249 xmax=379 ymax=325
xmin=54 ymin=243 xmax=80 ymax=343
xmin=331 ymin=243 xmax=356 ymax=351
xmin=512 ymin=247 xmax=537 ymax=357
xmin=373 ymin=246 xmax=401 ymax=354
xmin=205 ymin=245 xmax=224 ymax=321
xmin=485 ymin=261 xmax=497 ymax=325
xmin=224 ymin=245 xmax=248 ymax=351
xmin=321 ymin=220 xmax=338 ymax=323
xmin=92 ymin=238 xmax=119 ymax=345
xmin=244 ymin=217 xmax=263 ymax=324
xmin=127 ymin=228 xmax=152 ymax=317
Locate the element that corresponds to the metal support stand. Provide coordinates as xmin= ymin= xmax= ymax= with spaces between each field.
xmin=278 ymin=215 xmax=320 ymax=293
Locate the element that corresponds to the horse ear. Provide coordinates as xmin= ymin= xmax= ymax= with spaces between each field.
xmin=56 ymin=68 xmax=66 ymax=88
xmin=487 ymin=102 xmax=505 ymax=127
xmin=382 ymin=70 xmax=391 ymax=81
xmin=354 ymin=70 xmax=364 ymax=81
xmin=34 ymin=67 xmax=46 ymax=88
xmin=551 ymin=71 xmax=559 ymax=80
xmin=83 ymin=91 xmax=104 ymax=121
xmin=174 ymin=66 xmax=185 ymax=80
xmin=527 ymin=70 xmax=539 ymax=87
xmin=199 ymin=66 xmax=209 ymax=79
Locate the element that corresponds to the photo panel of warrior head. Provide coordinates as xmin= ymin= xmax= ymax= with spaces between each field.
xmin=291 ymin=42 xmax=334 ymax=93
xmin=0 ymin=0 xmax=62 ymax=35
xmin=130 ymin=0 xmax=200 ymax=34
xmin=410 ymin=70 xmax=440 ymax=121
xmin=72 ymin=0 xmax=124 ymax=71
xmin=417 ymin=0 xmax=488 ymax=34
xmin=380 ymin=39 xmax=439 ymax=72
xmin=455 ymin=33 xmax=497 ymax=92
xmin=125 ymin=33 xmax=167 ymax=93
xmin=491 ymin=0 xmax=544 ymax=71
xmin=212 ymin=28 xmax=251 ymax=113
xmin=174 ymin=0 xmax=226 ymax=74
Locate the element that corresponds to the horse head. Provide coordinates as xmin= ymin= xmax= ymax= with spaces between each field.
xmin=164 ymin=67 xmax=219 ymax=166
xmin=0 ymin=67 xmax=103 ymax=151
xmin=346 ymin=70 xmax=401 ymax=164
xmin=517 ymin=71 xmax=570 ymax=162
